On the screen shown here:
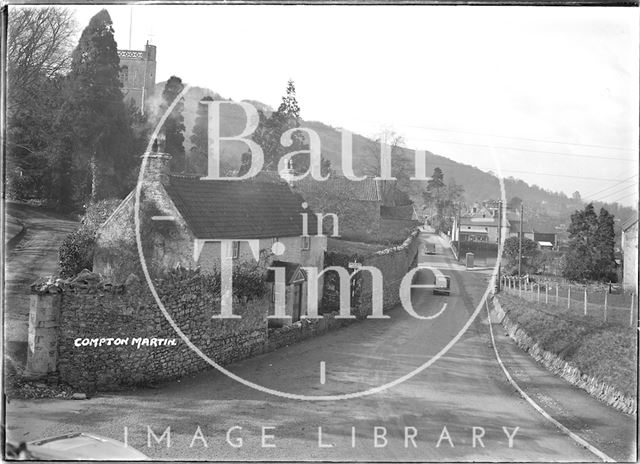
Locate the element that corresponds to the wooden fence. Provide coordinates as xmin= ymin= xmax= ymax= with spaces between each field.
xmin=500 ymin=276 xmax=637 ymax=327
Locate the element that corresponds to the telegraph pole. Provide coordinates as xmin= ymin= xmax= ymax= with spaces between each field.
xmin=518 ymin=203 xmax=523 ymax=278
xmin=497 ymin=200 xmax=503 ymax=292
xmin=456 ymin=204 xmax=461 ymax=260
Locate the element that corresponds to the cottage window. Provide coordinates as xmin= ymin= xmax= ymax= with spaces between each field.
xmin=232 ymin=241 xmax=240 ymax=259
xmin=301 ymin=236 xmax=310 ymax=251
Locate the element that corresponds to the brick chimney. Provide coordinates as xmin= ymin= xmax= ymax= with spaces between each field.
xmin=141 ymin=151 xmax=172 ymax=185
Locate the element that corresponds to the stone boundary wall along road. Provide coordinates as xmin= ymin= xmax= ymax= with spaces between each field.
xmin=27 ymin=230 xmax=420 ymax=391
xmin=358 ymin=229 xmax=420 ymax=316
xmin=493 ymin=296 xmax=637 ymax=416
xmin=29 ymin=270 xmax=268 ymax=391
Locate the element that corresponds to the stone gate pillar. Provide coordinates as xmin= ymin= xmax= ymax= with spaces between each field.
xmin=25 ymin=281 xmax=62 ymax=379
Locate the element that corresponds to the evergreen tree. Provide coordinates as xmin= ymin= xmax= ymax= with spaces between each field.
xmin=426 ymin=167 xmax=445 ymax=197
xmin=259 ymin=80 xmax=304 ymax=171
xmin=242 ymin=80 xmax=331 ymax=177
xmin=594 ymin=208 xmax=617 ymax=281
xmin=161 ymin=76 xmax=186 ymax=173
xmin=250 ymin=109 xmax=280 ymax=172
xmin=423 ymin=167 xmax=447 ymax=230
xmin=563 ymin=203 xmax=600 ymax=281
xmin=188 ymin=96 xmax=214 ymax=175
xmin=65 ymin=9 xmax=130 ymax=201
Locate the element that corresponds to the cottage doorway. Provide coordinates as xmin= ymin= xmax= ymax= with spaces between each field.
xmin=292 ymin=282 xmax=303 ymax=322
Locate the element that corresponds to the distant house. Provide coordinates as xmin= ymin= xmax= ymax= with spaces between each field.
xmin=533 ymin=229 xmax=558 ymax=250
xmin=621 ymin=214 xmax=638 ymax=293
xmin=506 ymin=209 xmax=534 ymax=241
xmin=459 ymin=215 xmax=500 ymax=243
xmin=94 ymin=151 xmax=327 ymax=323
xmin=458 ymin=203 xmax=499 ymax=243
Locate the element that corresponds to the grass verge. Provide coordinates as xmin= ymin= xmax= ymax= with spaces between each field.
xmin=499 ymin=293 xmax=637 ymax=397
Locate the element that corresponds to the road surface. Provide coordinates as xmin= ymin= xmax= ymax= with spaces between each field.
xmin=5 ymin=230 xmax=636 ymax=461
xmin=4 ymin=203 xmax=79 ymax=343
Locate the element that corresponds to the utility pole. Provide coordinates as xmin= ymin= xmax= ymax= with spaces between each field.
xmin=518 ymin=203 xmax=523 ymax=279
xmin=456 ymin=204 xmax=461 ymax=260
xmin=497 ymin=200 xmax=503 ymax=292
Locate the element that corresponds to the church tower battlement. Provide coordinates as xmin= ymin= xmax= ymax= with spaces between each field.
xmin=117 ymin=42 xmax=157 ymax=112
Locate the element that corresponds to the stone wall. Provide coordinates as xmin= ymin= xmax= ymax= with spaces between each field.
xmin=379 ymin=218 xmax=420 ymax=244
xmin=493 ymin=296 xmax=637 ymax=415
xmin=266 ymin=311 xmax=353 ymax=351
xmin=358 ymin=229 xmax=420 ymax=315
xmin=32 ymin=270 xmax=268 ymax=391
xmin=319 ymin=230 xmax=419 ymax=318
xmin=30 ymin=232 xmax=419 ymax=391
xmin=28 ymin=268 xmax=370 ymax=391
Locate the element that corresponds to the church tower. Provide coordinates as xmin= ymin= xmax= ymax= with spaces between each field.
xmin=117 ymin=42 xmax=157 ymax=113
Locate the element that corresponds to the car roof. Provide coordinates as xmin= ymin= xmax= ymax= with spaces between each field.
xmin=28 ymin=432 xmax=148 ymax=460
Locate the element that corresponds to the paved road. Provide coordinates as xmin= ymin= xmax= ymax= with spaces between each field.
xmin=5 ymin=231 xmax=636 ymax=461
xmin=4 ymin=203 xmax=79 ymax=343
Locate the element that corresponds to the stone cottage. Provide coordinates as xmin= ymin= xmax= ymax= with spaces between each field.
xmin=93 ymin=151 xmax=326 ymax=323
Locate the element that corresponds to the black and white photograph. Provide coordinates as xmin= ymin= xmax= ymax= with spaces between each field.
xmin=2 ymin=2 xmax=638 ymax=461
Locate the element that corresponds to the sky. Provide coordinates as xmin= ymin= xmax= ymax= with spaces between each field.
xmin=70 ymin=4 xmax=638 ymax=207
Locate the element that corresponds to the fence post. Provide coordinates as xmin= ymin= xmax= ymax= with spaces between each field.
xmin=567 ymin=286 xmax=571 ymax=309
xmin=583 ymin=289 xmax=587 ymax=315
xmin=631 ymin=293 xmax=635 ymax=327
xmin=604 ymin=291 xmax=607 ymax=322
xmin=545 ymin=285 xmax=548 ymax=304
xmin=555 ymin=285 xmax=559 ymax=305
xmin=537 ymin=284 xmax=540 ymax=303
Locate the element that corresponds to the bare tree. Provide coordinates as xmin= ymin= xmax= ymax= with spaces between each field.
xmin=7 ymin=6 xmax=77 ymax=110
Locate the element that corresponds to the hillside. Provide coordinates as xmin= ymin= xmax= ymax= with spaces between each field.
xmin=152 ymin=82 xmax=636 ymax=230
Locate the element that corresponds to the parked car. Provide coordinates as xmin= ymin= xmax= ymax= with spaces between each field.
xmin=6 ymin=432 xmax=149 ymax=460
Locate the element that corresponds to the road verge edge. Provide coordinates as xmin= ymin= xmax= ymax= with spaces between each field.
xmin=493 ymin=295 xmax=637 ymax=416
xmin=486 ymin=296 xmax=615 ymax=462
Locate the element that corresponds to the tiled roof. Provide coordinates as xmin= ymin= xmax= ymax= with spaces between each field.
xmin=460 ymin=216 xmax=500 ymax=227
xmin=621 ymin=213 xmax=638 ymax=231
xmin=165 ymin=176 xmax=316 ymax=239
xmin=292 ymin=175 xmax=381 ymax=202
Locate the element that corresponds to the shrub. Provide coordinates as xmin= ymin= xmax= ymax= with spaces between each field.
xmin=59 ymin=199 xmax=121 ymax=278
xmin=59 ymin=229 xmax=96 ymax=278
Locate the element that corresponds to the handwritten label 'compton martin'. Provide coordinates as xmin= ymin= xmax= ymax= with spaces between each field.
xmin=74 ymin=337 xmax=177 ymax=348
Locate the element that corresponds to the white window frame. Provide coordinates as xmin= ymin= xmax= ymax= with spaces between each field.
xmin=301 ymin=236 xmax=310 ymax=251
xmin=232 ymin=241 xmax=241 ymax=259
